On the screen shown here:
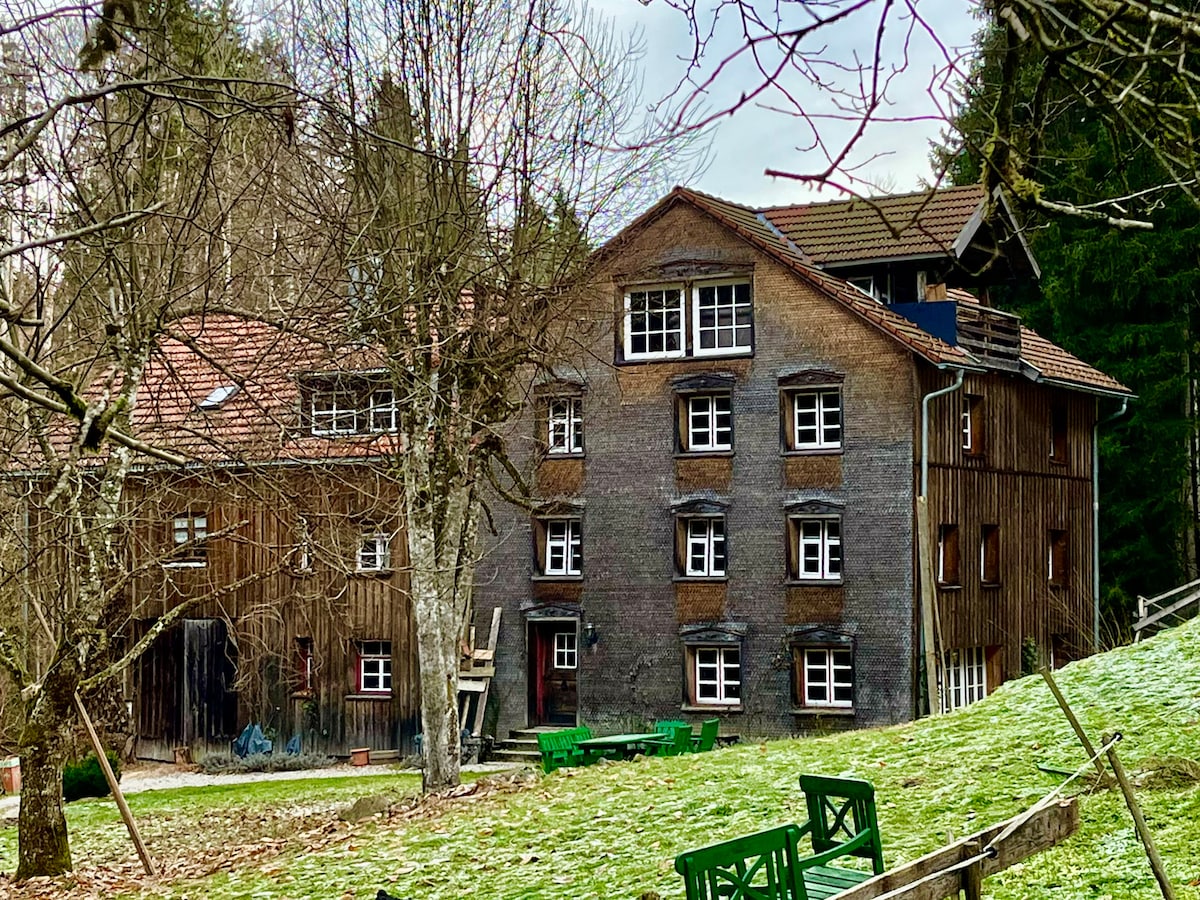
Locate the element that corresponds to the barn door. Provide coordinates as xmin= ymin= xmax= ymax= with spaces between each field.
xmin=528 ymin=621 xmax=578 ymax=726
xmin=181 ymin=619 xmax=239 ymax=747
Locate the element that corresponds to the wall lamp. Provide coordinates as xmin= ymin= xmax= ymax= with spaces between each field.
xmin=583 ymin=621 xmax=599 ymax=647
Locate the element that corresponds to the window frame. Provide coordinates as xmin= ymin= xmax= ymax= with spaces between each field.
xmin=795 ymin=645 xmax=855 ymax=709
xmin=937 ymin=524 xmax=960 ymax=587
xmin=962 ymin=394 xmax=984 ymax=455
xmin=553 ymin=631 xmax=578 ymax=670
xmin=356 ymin=640 xmax=392 ymax=695
xmin=1048 ymin=528 xmax=1068 ymax=587
xmin=356 ymin=531 xmax=391 ymax=573
xmin=296 ymin=637 xmax=314 ymax=694
xmin=541 ymin=517 xmax=582 ymax=577
xmin=689 ymin=644 xmax=742 ymax=707
xmin=980 ymin=524 xmax=1000 ymax=586
xmin=788 ymin=388 xmax=843 ymax=452
xmin=691 ymin=280 xmax=753 ymax=357
xmin=546 ymin=396 xmax=584 ymax=456
xmin=623 ymin=285 xmax=686 ymax=361
xmin=678 ymin=515 xmax=727 ymax=578
xmin=1050 ymin=404 xmax=1068 ymax=464
xmin=368 ymin=389 xmax=398 ymax=433
xmin=166 ymin=511 xmax=208 ymax=567
xmin=311 ymin=388 xmax=360 ymax=435
xmin=942 ymin=646 xmax=987 ymax=712
xmin=681 ymin=392 xmax=733 ymax=453
xmin=787 ymin=515 xmax=843 ymax=583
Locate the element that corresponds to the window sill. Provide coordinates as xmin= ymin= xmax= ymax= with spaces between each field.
xmin=1049 ymin=458 xmax=1068 ymax=467
xmin=981 ymin=581 xmax=1002 ymax=590
xmin=616 ymin=350 xmax=755 ymax=367
xmin=353 ymin=569 xmax=394 ymax=578
xmin=782 ymin=448 xmax=844 ymax=457
xmin=344 ymin=693 xmax=392 ymax=702
xmin=163 ymin=560 xmax=207 ymax=569
xmin=544 ymin=452 xmax=585 ymax=460
xmin=531 ymin=574 xmax=584 ymax=583
xmin=674 ymin=575 xmax=729 ymax=584
xmin=786 ymin=579 xmax=843 ymax=588
xmin=291 ymin=690 xmax=315 ymax=700
xmin=791 ymin=706 xmax=855 ymax=717
xmin=681 ymin=704 xmax=742 ymax=714
xmin=674 ymin=450 xmax=735 ymax=459
xmin=938 ymin=583 xmax=963 ymax=592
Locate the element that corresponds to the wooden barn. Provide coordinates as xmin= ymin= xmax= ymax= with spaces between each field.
xmin=117 ymin=317 xmax=420 ymax=761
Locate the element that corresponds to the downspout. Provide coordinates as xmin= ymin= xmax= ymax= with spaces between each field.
xmin=917 ymin=367 xmax=966 ymax=715
xmin=1093 ymin=397 xmax=1129 ymax=652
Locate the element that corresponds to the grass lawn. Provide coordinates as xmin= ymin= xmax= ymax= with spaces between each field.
xmin=2 ymin=618 xmax=1198 ymax=899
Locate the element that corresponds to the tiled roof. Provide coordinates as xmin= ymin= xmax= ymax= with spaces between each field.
xmin=601 ymin=187 xmax=1131 ymax=397
xmin=129 ymin=315 xmax=401 ymax=464
xmin=1020 ymin=327 xmax=1130 ymax=395
xmin=760 ymin=184 xmax=987 ymax=264
xmin=666 ymin=187 xmax=976 ymax=367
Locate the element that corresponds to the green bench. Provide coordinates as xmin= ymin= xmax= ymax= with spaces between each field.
xmin=690 ymin=717 xmax=720 ymax=753
xmin=675 ymin=775 xmax=884 ymax=900
xmin=536 ymin=726 xmax=593 ymax=773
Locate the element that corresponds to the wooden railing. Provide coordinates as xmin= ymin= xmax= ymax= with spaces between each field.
xmin=1134 ymin=578 xmax=1200 ymax=642
xmin=955 ymin=304 xmax=1022 ymax=369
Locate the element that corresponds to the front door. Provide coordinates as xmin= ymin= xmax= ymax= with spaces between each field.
xmin=528 ymin=621 xmax=578 ymax=726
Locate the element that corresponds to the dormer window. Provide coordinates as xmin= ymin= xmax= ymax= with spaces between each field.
xmin=305 ymin=375 xmax=398 ymax=436
xmin=622 ymin=279 xmax=753 ymax=362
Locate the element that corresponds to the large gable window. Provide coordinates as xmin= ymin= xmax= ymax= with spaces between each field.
xmin=622 ymin=278 xmax=753 ymax=362
xmin=625 ymin=287 xmax=685 ymax=360
xmin=694 ymin=282 xmax=752 ymax=354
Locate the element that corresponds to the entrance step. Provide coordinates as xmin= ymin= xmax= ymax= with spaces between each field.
xmin=490 ymin=726 xmax=576 ymax=765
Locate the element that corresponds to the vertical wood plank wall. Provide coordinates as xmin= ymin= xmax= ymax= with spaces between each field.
xmin=916 ymin=368 xmax=1096 ymax=688
xmin=126 ymin=465 xmax=419 ymax=761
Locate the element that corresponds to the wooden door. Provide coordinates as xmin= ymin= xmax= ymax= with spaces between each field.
xmin=528 ymin=622 xmax=578 ymax=726
xmin=181 ymin=618 xmax=239 ymax=748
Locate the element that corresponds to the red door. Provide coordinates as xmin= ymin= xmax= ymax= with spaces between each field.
xmin=528 ymin=621 xmax=578 ymax=726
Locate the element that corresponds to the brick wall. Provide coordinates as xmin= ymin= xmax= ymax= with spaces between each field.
xmin=474 ymin=198 xmax=918 ymax=740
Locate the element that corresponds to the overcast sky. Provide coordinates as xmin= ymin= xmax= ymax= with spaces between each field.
xmin=596 ymin=0 xmax=983 ymax=208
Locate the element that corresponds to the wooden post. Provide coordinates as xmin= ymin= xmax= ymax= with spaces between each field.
xmin=916 ymin=497 xmax=940 ymax=715
xmin=74 ymin=693 xmax=156 ymax=876
xmin=1103 ymin=734 xmax=1176 ymax=900
xmin=960 ymin=841 xmax=983 ymax=900
xmin=1039 ymin=668 xmax=1111 ymax=786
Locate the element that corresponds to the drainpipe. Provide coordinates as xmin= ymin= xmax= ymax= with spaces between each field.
xmin=1093 ymin=397 xmax=1129 ymax=652
xmin=917 ymin=367 xmax=966 ymax=715
xmin=921 ymin=368 xmax=966 ymax=498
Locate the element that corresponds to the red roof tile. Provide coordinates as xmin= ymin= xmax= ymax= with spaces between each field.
xmin=1020 ymin=327 xmax=1130 ymax=395
xmin=761 ymin=185 xmax=986 ymax=264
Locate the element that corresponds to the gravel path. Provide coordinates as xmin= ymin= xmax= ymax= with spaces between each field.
xmin=0 ymin=759 xmax=519 ymax=818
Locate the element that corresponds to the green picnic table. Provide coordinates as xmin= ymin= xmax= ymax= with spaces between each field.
xmin=577 ymin=732 xmax=671 ymax=761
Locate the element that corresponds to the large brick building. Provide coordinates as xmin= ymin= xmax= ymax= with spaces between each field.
xmin=475 ymin=186 xmax=1132 ymax=739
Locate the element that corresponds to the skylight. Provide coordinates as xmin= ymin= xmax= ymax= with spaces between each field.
xmin=199 ymin=384 xmax=240 ymax=410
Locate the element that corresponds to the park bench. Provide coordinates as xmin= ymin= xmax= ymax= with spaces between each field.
xmin=674 ymin=775 xmax=883 ymax=900
xmin=651 ymin=723 xmax=693 ymax=757
xmin=537 ymin=726 xmax=593 ymax=773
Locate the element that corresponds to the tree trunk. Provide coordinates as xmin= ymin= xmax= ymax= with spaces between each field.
xmin=16 ymin=675 xmax=75 ymax=879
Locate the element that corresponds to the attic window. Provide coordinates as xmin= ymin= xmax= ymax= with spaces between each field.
xmin=199 ymin=385 xmax=240 ymax=410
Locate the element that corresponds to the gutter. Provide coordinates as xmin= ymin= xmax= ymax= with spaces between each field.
xmin=1093 ymin=396 xmax=1130 ymax=652
xmin=921 ymin=367 xmax=966 ymax=497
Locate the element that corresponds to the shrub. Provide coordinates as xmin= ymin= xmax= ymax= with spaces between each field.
xmin=200 ymin=750 xmax=335 ymax=775
xmin=62 ymin=751 xmax=121 ymax=802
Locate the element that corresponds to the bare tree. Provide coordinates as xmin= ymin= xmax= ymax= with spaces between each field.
xmin=0 ymin=0 xmax=307 ymax=877
xmin=285 ymin=0 xmax=701 ymax=790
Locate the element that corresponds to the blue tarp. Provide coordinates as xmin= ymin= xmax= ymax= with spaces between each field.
xmin=233 ymin=723 xmax=273 ymax=758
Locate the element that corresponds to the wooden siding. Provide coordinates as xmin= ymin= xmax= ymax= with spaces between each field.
xmin=917 ymin=368 xmax=1095 ymax=686
xmin=125 ymin=466 xmax=419 ymax=760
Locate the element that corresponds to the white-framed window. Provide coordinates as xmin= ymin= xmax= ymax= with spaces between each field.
xmin=622 ymin=280 xmax=754 ymax=361
xmin=691 ymin=645 xmax=741 ymax=706
xmin=693 ymin=281 xmax=753 ymax=355
xmin=799 ymin=647 xmax=854 ymax=708
xmin=686 ymin=393 xmax=733 ymax=452
xmin=357 ymin=532 xmax=391 ymax=572
xmin=312 ymin=389 xmax=359 ymax=435
xmin=357 ymin=640 xmax=392 ymax=694
xmin=937 ymin=524 xmax=960 ymax=586
xmin=547 ymin=397 xmax=583 ymax=455
xmin=942 ymin=646 xmax=987 ymax=711
xmin=962 ymin=394 xmax=983 ymax=454
xmin=684 ymin=517 xmax=727 ymax=577
xmin=624 ymin=286 xmax=685 ymax=360
xmin=792 ymin=389 xmax=842 ymax=450
xmin=296 ymin=637 xmax=314 ymax=693
xmin=167 ymin=512 xmax=208 ymax=566
xmin=368 ymin=389 xmax=398 ymax=432
xmin=544 ymin=518 xmax=582 ymax=576
xmin=554 ymin=631 xmax=578 ymax=669
xmin=789 ymin=516 xmax=842 ymax=581
xmin=847 ymin=275 xmax=876 ymax=299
